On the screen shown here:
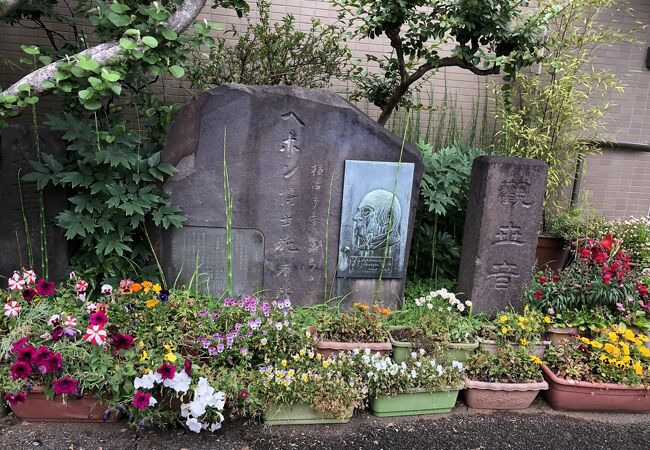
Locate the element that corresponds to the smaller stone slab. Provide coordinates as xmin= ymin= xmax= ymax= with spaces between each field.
xmin=457 ymin=156 xmax=547 ymax=315
xmin=163 ymin=226 xmax=264 ymax=296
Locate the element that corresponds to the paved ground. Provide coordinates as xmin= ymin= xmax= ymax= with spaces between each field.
xmin=1 ymin=399 xmax=650 ymax=450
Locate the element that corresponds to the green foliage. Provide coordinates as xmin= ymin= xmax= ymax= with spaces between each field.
xmin=495 ymin=0 xmax=633 ymax=217
xmin=544 ymin=206 xmax=607 ymax=241
xmin=483 ymin=307 xmax=548 ymax=346
xmin=408 ymin=141 xmax=484 ymax=281
xmin=465 ymin=345 xmax=544 ymax=383
xmin=334 ymin=0 xmax=556 ymax=124
xmin=309 ymin=303 xmax=392 ymax=343
xmin=0 ymin=1 xmax=239 ymax=281
xmin=187 ymin=0 xmax=350 ymax=89
xmin=598 ymin=217 xmax=650 ymax=267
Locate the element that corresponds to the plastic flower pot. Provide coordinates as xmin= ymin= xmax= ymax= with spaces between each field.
xmin=463 ymin=378 xmax=548 ymax=410
xmin=541 ymin=364 xmax=650 ymax=412
xmin=9 ymin=386 xmax=121 ymax=422
xmin=310 ymin=326 xmax=392 ymax=357
xmin=369 ymin=387 xmax=461 ymax=417
xmin=262 ymin=403 xmax=353 ymax=425
xmin=477 ymin=337 xmax=550 ymax=357
xmin=390 ymin=332 xmax=478 ymax=363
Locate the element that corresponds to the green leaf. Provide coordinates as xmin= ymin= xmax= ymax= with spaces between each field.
xmin=142 ymin=36 xmax=158 ymax=48
xmin=161 ymin=29 xmax=177 ymax=41
xmin=17 ymin=84 xmax=31 ymax=92
xmin=70 ymin=66 xmax=86 ymax=77
xmin=39 ymin=55 xmax=52 ymax=65
xmin=101 ymin=68 xmax=121 ymax=82
xmin=88 ymin=77 xmax=103 ymax=89
xmin=107 ymin=11 xmax=131 ymax=27
xmin=119 ymin=37 xmax=137 ymax=50
xmin=21 ymin=45 xmax=40 ymax=55
xmin=168 ymin=65 xmax=185 ymax=78
xmin=78 ymin=89 xmax=94 ymax=100
xmin=110 ymin=2 xmax=131 ymax=14
xmin=82 ymin=98 xmax=102 ymax=110
xmin=41 ymin=80 xmax=56 ymax=89
xmin=77 ymin=57 xmax=100 ymax=71
xmin=110 ymin=84 xmax=122 ymax=96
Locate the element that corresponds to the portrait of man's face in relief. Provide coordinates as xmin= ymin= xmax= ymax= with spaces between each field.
xmin=352 ymin=189 xmax=402 ymax=257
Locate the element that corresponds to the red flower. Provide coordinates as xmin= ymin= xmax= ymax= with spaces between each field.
xmin=35 ymin=279 xmax=55 ymax=296
xmin=600 ymin=233 xmax=613 ymax=253
xmin=240 ymin=389 xmax=248 ymax=398
xmin=89 ymin=311 xmax=109 ymax=327
xmin=579 ymin=247 xmax=590 ymax=259
xmin=183 ymin=359 xmax=192 ymax=377
xmin=22 ymin=288 xmax=36 ymax=302
xmin=3 ymin=391 xmax=26 ymax=407
xmin=132 ymin=390 xmax=152 ymax=410
xmin=16 ymin=345 xmax=36 ymax=363
xmin=11 ymin=337 xmax=29 ymax=352
xmin=46 ymin=353 xmax=63 ymax=373
xmin=535 ymin=290 xmax=543 ymax=300
xmin=53 ymin=376 xmax=78 ymax=395
xmin=156 ymin=362 xmax=176 ymax=380
xmin=552 ymin=275 xmax=560 ymax=283
xmin=112 ymin=333 xmax=134 ymax=351
xmin=602 ymin=273 xmax=612 ymax=284
xmin=537 ymin=276 xmax=547 ymax=284
xmin=10 ymin=361 xmax=32 ymax=380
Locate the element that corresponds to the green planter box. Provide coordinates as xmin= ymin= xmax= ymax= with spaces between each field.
xmin=390 ymin=332 xmax=478 ymax=363
xmin=263 ymin=403 xmax=353 ymax=425
xmin=370 ymin=388 xmax=461 ymax=417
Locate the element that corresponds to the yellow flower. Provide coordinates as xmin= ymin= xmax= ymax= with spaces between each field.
xmin=287 ymin=369 xmax=295 ymax=378
xmin=316 ymin=353 xmax=322 ymax=361
xmin=604 ymin=343 xmax=619 ymax=356
xmin=624 ymin=329 xmax=636 ymax=342
xmin=323 ymin=361 xmax=331 ymax=369
xmin=591 ymin=341 xmax=603 ymax=349
xmin=499 ymin=315 xmax=508 ymax=324
xmin=260 ymin=338 xmax=267 ymax=346
xmin=301 ymin=373 xmax=308 ymax=382
xmin=639 ymin=346 xmax=650 ymax=358
xmin=544 ymin=316 xmax=551 ymax=324
xmin=281 ymin=359 xmax=288 ymax=367
xmin=156 ymin=325 xmax=162 ymax=332
xmin=638 ymin=334 xmax=649 ymax=343
xmin=164 ymin=352 xmax=177 ymax=363
xmin=599 ymin=354 xmax=608 ymax=362
xmin=140 ymin=350 xmax=149 ymax=362
xmin=524 ymin=305 xmax=530 ymax=312
xmin=530 ymin=355 xmax=542 ymax=365
xmin=146 ymin=299 xmax=159 ymax=308
xmin=283 ymin=380 xmax=290 ymax=387
xmin=501 ymin=326 xmax=508 ymax=334
xmin=163 ymin=344 xmax=175 ymax=351
xmin=299 ymin=349 xmax=306 ymax=356
xmin=520 ymin=338 xmax=529 ymax=346
xmin=621 ymin=342 xmax=630 ymax=356
xmin=139 ymin=341 xmax=145 ymax=349
xmin=634 ymin=361 xmax=643 ymax=376
xmin=153 ymin=283 xmax=162 ymax=293
xmin=580 ymin=337 xmax=591 ymax=344
xmin=608 ymin=332 xmax=619 ymax=343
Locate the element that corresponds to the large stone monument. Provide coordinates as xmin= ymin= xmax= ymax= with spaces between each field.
xmin=457 ymin=156 xmax=547 ymax=314
xmin=0 ymin=125 xmax=68 ymax=280
xmin=161 ymin=84 xmax=422 ymax=306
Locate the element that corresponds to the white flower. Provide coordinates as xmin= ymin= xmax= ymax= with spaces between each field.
xmin=101 ymin=284 xmax=113 ymax=295
xmin=164 ymin=370 xmax=191 ymax=393
xmin=427 ymin=303 xmax=433 ymax=310
xmin=465 ymin=301 xmax=472 ymax=307
xmin=364 ymin=348 xmax=371 ymax=355
xmin=22 ymin=270 xmax=37 ymax=284
xmin=189 ymin=399 xmax=208 ymax=417
xmin=149 ymin=396 xmax=158 ymax=407
xmin=410 ymin=351 xmax=417 ymax=359
xmin=436 ymin=365 xmax=444 ymax=377
xmin=134 ymin=372 xmax=162 ymax=390
xmin=209 ymin=421 xmax=222 ymax=432
xmin=69 ymin=271 xmax=76 ymax=280
xmin=196 ymin=377 xmax=215 ymax=398
xmin=410 ymin=370 xmax=417 ymax=379
xmin=48 ymin=314 xmax=60 ymax=326
xmin=207 ymin=391 xmax=226 ymax=410
xmin=419 ymin=348 xmax=426 ymax=355
xmin=452 ymin=360 xmax=464 ymax=371
xmin=78 ymin=293 xmax=86 ymax=302
xmin=186 ymin=417 xmax=202 ymax=433
xmin=180 ymin=403 xmax=191 ymax=418
xmin=8 ymin=272 xmax=25 ymax=291
xmin=456 ymin=303 xmax=465 ymax=312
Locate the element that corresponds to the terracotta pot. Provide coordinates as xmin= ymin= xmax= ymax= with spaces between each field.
xmin=463 ymin=378 xmax=548 ymax=410
xmin=546 ymin=326 xmax=580 ymax=346
xmin=536 ymin=236 xmax=569 ymax=272
xmin=477 ymin=338 xmax=549 ymax=357
xmin=541 ymin=364 xmax=650 ymax=412
xmin=10 ymin=386 xmax=121 ymax=422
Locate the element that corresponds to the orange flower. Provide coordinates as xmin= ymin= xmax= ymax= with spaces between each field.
xmin=97 ymin=302 xmax=109 ymax=313
xmin=359 ymin=304 xmax=369 ymax=311
xmin=380 ymin=307 xmax=391 ymax=316
xmin=141 ymin=281 xmax=153 ymax=293
xmin=131 ymin=283 xmax=143 ymax=293
xmin=145 ymin=299 xmax=159 ymax=308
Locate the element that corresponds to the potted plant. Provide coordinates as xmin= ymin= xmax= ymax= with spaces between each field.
xmin=478 ymin=306 xmax=549 ymax=356
xmin=308 ymin=303 xmax=392 ymax=356
xmin=357 ymin=349 xmax=464 ymax=416
xmin=544 ymin=307 xmax=610 ymax=345
xmin=542 ymin=327 xmax=650 ymax=412
xmin=253 ymin=350 xmax=365 ymax=425
xmin=463 ymin=345 xmax=548 ymax=409
xmin=390 ymin=289 xmax=480 ymax=363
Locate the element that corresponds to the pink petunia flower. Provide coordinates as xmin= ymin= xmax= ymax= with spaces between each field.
xmin=35 ymin=279 xmax=55 ymax=296
xmin=75 ymin=280 xmax=89 ymax=293
xmin=132 ymin=390 xmax=152 ymax=410
xmin=53 ymin=376 xmax=78 ymax=395
xmin=83 ymin=325 xmax=107 ymax=345
xmin=64 ymin=316 xmax=78 ymax=328
xmin=22 ymin=288 xmax=36 ymax=302
xmin=22 ymin=270 xmax=37 ymax=285
xmin=10 ymin=361 xmax=32 ymax=380
xmin=4 ymin=391 xmax=27 ymax=407
xmin=156 ymin=362 xmax=176 ymax=380
xmin=8 ymin=272 xmax=25 ymax=291
xmin=89 ymin=311 xmax=109 ymax=327
xmin=46 ymin=353 xmax=63 ymax=373
xmin=3 ymin=301 xmax=21 ymax=318
xmin=112 ymin=333 xmax=134 ymax=351
xmin=15 ymin=345 xmax=36 ymax=363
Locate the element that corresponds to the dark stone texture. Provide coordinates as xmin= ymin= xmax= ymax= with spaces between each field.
xmin=161 ymin=84 xmax=422 ymax=306
xmin=0 ymin=124 xmax=68 ymax=280
xmin=457 ymin=156 xmax=547 ymax=315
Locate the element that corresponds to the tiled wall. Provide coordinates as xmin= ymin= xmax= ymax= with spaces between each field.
xmin=0 ymin=0 xmax=648 ymax=218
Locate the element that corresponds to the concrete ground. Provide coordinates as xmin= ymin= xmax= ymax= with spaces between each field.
xmin=1 ymin=399 xmax=649 ymax=450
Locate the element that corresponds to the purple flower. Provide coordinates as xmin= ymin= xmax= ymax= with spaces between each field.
xmin=199 ymin=308 xmax=209 ymax=318
xmin=53 ymin=376 xmax=78 ymax=395
xmin=51 ymin=326 xmax=65 ymax=341
xmin=234 ymin=323 xmax=242 ymax=332
xmin=156 ymin=362 xmax=176 ymax=380
xmin=35 ymin=279 xmax=55 ymax=296
xmin=208 ymin=346 xmax=218 ymax=356
xmin=11 ymin=361 xmax=32 ymax=380
xmin=224 ymin=298 xmax=233 ymax=307
xmin=112 ymin=333 xmax=134 ymax=351
xmin=89 ymin=311 xmax=109 ymax=327
xmin=184 ymin=359 xmax=192 ymax=376
xmin=213 ymin=310 xmax=221 ymax=318
xmin=274 ymin=322 xmax=283 ymax=331
xmin=240 ymin=347 xmax=248 ymax=355
xmin=216 ymin=343 xmax=225 ymax=353
xmin=4 ymin=391 xmax=26 ymax=407
xmin=46 ymin=353 xmax=63 ymax=373
xmin=16 ymin=345 xmax=36 ymax=363
xmin=22 ymin=288 xmax=36 ymax=302
xmin=11 ymin=337 xmax=29 ymax=352
xmin=157 ymin=290 xmax=170 ymax=302
xmin=33 ymin=346 xmax=52 ymax=367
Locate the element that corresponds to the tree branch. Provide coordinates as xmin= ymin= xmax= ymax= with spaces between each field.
xmin=0 ymin=0 xmax=28 ymax=19
xmin=1 ymin=0 xmax=207 ymax=98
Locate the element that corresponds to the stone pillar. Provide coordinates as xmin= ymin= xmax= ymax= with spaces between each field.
xmin=457 ymin=156 xmax=547 ymax=315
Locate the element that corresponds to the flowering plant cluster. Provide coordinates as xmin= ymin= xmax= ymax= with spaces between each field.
xmin=599 ymin=216 xmax=650 ymax=267
xmin=465 ymin=345 xmax=544 ymax=383
xmin=355 ymin=349 xmax=464 ymax=397
xmin=253 ymin=349 xmax=366 ymax=418
xmin=526 ymin=234 xmax=648 ymax=317
xmin=314 ymin=303 xmax=391 ymax=343
xmin=545 ymin=326 xmax=650 ymax=387
xmin=481 ymin=306 xmax=547 ymax=346
xmin=413 ymin=288 xmax=472 ymax=313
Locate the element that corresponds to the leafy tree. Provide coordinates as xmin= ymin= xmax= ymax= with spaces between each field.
xmin=0 ymin=1 xmax=248 ymax=281
xmin=334 ymin=0 xmax=560 ymax=125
